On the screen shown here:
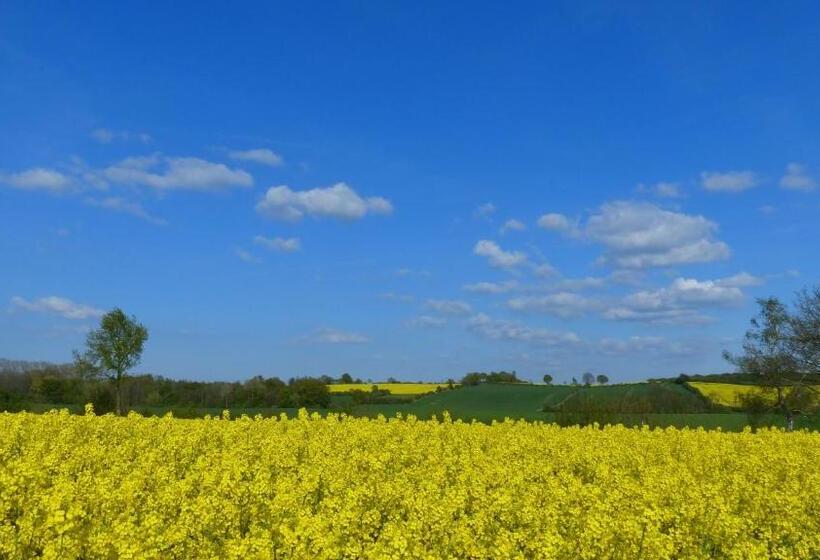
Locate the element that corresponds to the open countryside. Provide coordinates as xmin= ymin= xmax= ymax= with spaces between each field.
xmin=3 ymin=2 xmax=820 ymax=558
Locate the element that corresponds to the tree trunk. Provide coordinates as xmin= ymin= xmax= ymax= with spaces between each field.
xmin=786 ymin=411 xmax=795 ymax=432
xmin=115 ymin=374 xmax=122 ymax=416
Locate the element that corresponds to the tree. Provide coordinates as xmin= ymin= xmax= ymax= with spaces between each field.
xmin=542 ymin=374 xmax=553 ymax=385
xmin=339 ymin=372 xmax=353 ymax=384
xmin=724 ymin=294 xmax=819 ymax=431
xmin=74 ymin=308 xmax=148 ymax=416
xmin=581 ymin=372 xmax=595 ymax=386
xmin=596 ymin=374 xmax=609 ymax=385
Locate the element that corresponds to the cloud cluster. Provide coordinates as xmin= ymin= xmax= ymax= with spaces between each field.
xmin=307 ymin=328 xmax=370 ymax=344
xmin=256 ymin=183 xmax=392 ymax=222
xmin=507 ymin=292 xmax=599 ymax=318
xmin=467 ymin=313 xmax=580 ymax=346
xmin=85 ymin=197 xmax=167 ymax=225
xmin=11 ymin=296 xmax=104 ymax=320
xmin=462 ymin=280 xmax=518 ymax=294
xmin=540 ymin=201 xmax=730 ymax=269
xmin=603 ymin=274 xmax=759 ymax=324
xmin=103 ymin=156 xmax=253 ymax=191
xmin=91 ymin=128 xmax=152 ymax=144
xmin=473 ymin=240 xmax=527 ymax=268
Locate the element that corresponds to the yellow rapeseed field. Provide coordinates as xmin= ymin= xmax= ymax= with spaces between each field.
xmin=689 ymin=382 xmax=820 ymax=407
xmin=1 ymin=408 xmax=819 ymax=559
xmin=327 ymin=383 xmax=453 ymax=395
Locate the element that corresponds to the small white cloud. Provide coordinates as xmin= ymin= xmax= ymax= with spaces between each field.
xmin=253 ymin=235 xmax=301 ymax=253
xmin=406 ymin=315 xmax=447 ymax=328
xmin=229 ymin=148 xmax=284 ymax=167
xmin=779 ymin=163 xmax=816 ymax=192
xmin=463 ymin=280 xmax=518 ymax=294
xmin=425 ymin=299 xmax=472 ymax=316
xmin=256 ymin=183 xmax=392 ymax=222
xmin=474 ymin=202 xmax=496 ymax=219
xmin=1 ymin=168 xmax=71 ymax=193
xmin=91 ymin=128 xmax=152 ymax=144
xmin=86 ymin=197 xmax=167 ymax=225
xmin=532 ymin=263 xmax=559 ymax=278
xmin=394 ymin=268 xmax=431 ymax=278
xmin=11 ymin=296 xmax=104 ymax=320
xmin=104 ymin=156 xmax=253 ymax=191
xmin=637 ymin=181 xmax=683 ymax=198
xmin=701 ymin=170 xmax=759 ymax=193
xmin=466 ymin=313 xmax=580 ymax=346
xmin=537 ymin=213 xmax=576 ymax=233
xmin=235 ymin=248 xmax=261 ymax=263
xmin=500 ymin=218 xmax=526 ymax=234
xmin=307 ymin=328 xmax=369 ymax=344
xmin=473 ymin=240 xmax=527 ymax=268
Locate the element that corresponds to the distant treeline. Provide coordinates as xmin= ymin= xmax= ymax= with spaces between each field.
xmin=649 ymin=372 xmax=820 ymax=385
xmin=460 ymin=371 xmax=522 ymax=385
xmin=0 ymin=364 xmax=334 ymax=413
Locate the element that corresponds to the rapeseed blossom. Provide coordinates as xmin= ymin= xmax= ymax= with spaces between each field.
xmin=0 ymin=408 xmax=818 ymax=559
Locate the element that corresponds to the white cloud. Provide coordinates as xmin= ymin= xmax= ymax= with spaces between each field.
xmin=779 ymin=163 xmax=816 ymax=192
xmin=91 ymin=128 xmax=152 ymax=144
xmin=1 ymin=168 xmax=71 ymax=193
xmin=235 ymin=248 xmax=261 ymax=263
xmin=256 ymin=183 xmax=392 ymax=222
xmin=700 ymin=170 xmax=758 ymax=193
xmin=582 ymin=201 xmax=730 ymax=268
xmin=86 ymin=197 xmax=167 ymax=225
xmin=253 ymin=235 xmax=301 ymax=253
xmin=473 ymin=240 xmax=528 ymax=268
xmin=537 ymin=213 xmax=577 ymax=234
xmin=307 ymin=328 xmax=369 ymax=344
xmin=638 ymin=181 xmax=682 ymax=198
xmin=11 ymin=296 xmax=104 ymax=320
xmin=406 ymin=315 xmax=447 ymax=328
xmin=474 ymin=202 xmax=496 ymax=219
xmin=533 ymin=263 xmax=559 ymax=278
xmin=595 ymin=336 xmax=692 ymax=357
xmin=553 ymin=276 xmax=607 ymax=291
xmin=104 ymin=156 xmax=253 ymax=191
xmin=394 ymin=267 xmax=431 ymax=278
xmin=229 ymin=148 xmax=284 ymax=167
xmin=507 ymin=292 xmax=599 ymax=318
xmin=467 ymin=313 xmax=580 ymax=346
xmin=463 ymin=280 xmax=518 ymax=294
xmin=425 ymin=299 xmax=472 ymax=316
xmin=500 ymin=218 xmax=526 ymax=234
xmin=603 ymin=274 xmax=754 ymax=324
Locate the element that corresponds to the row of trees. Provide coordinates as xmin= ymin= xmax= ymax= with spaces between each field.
xmin=542 ymin=373 xmax=609 ymax=386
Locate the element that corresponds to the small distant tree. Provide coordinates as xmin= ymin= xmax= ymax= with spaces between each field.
xmin=581 ymin=372 xmax=595 ymax=386
xmin=339 ymin=372 xmax=353 ymax=384
xmin=596 ymin=374 xmax=609 ymax=385
xmin=724 ymin=292 xmax=820 ymax=431
xmin=571 ymin=377 xmax=579 ymax=386
xmin=542 ymin=374 xmax=553 ymax=385
xmin=74 ymin=308 xmax=148 ymax=416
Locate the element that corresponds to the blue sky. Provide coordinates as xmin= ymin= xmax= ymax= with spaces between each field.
xmin=1 ymin=1 xmax=818 ymax=382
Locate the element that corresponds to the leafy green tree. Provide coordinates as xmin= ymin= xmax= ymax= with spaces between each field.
xmin=596 ymin=374 xmax=609 ymax=385
xmin=74 ymin=308 xmax=148 ymax=415
xmin=542 ymin=374 xmax=553 ymax=385
xmin=725 ymin=294 xmax=819 ymax=431
xmin=339 ymin=372 xmax=353 ymax=384
xmin=581 ymin=372 xmax=595 ymax=386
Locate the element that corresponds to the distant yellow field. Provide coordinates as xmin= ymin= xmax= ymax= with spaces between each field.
xmin=328 ymin=383 xmax=454 ymax=395
xmin=689 ymin=382 xmax=820 ymax=407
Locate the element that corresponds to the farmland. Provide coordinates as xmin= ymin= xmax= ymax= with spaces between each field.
xmin=327 ymin=383 xmax=453 ymax=395
xmin=2 ymin=408 xmax=818 ymax=559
